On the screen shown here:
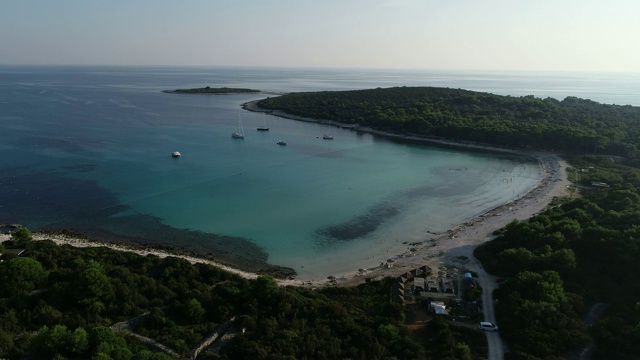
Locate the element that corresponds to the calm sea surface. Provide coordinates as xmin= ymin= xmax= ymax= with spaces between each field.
xmin=1 ymin=66 xmax=638 ymax=278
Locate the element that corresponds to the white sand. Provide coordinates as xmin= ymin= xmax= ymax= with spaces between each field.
xmin=333 ymin=153 xmax=570 ymax=287
xmin=0 ymin=232 xmax=265 ymax=280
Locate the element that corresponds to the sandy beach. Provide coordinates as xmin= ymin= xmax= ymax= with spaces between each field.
xmin=1 ymin=101 xmax=571 ymax=289
xmin=242 ymin=99 xmax=571 ymax=286
xmin=333 ymin=153 xmax=570 ymax=287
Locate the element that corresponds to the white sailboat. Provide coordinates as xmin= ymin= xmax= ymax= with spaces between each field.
xmin=257 ymin=113 xmax=269 ymax=131
xmin=232 ymin=114 xmax=245 ymax=139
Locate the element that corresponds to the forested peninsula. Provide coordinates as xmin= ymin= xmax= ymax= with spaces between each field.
xmin=258 ymin=87 xmax=640 ymax=161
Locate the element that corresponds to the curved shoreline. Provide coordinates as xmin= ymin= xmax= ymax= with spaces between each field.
xmin=0 ymin=232 xmax=265 ymax=282
xmin=241 ymin=99 xmax=571 ymax=286
xmin=2 ymin=157 xmax=567 ymax=289
xmin=242 ymin=99 xmax=536 ymax=158
xmin=2 ymin=102 xmax=570 ymax=288
xmin=333 ymin=153 xmax=569 ymax=287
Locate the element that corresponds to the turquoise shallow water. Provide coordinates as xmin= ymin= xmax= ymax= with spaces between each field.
xmin=1 ymin=66 xmax=637 ymax=278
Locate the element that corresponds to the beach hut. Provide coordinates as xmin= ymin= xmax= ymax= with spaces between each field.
xmin=419 ymin=265 xmax=429 ymax=275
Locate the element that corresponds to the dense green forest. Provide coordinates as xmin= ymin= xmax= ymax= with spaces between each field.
xmin=475 ymin=155 xmax=640 ymax=359
xmin=258 ymin=87 xmax=640 ymax=158
xmin=0 ymin=228 xmax=485 ymax=359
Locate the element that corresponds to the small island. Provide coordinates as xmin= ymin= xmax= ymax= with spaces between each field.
xmin=163 ymin=86 xmax=261 ymax=94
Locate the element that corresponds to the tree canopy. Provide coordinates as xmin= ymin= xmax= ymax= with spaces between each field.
xmin=476 ymin=155 xmax=640 ymax=359
xmin=258 ymin=87 xmax=640 ymax=158
xmin=1 ymin=235 xmax=469 ymax=359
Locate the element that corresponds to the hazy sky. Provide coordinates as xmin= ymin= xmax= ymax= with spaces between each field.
xmin=2 ymin=0 xmax=639 ymax=72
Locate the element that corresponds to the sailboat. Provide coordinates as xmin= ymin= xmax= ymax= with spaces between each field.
xmin=322 ymin=125 xmax=334 ymax=140
xmin=257 ymin=113 xmax=270 ymax=131
xmin=232 ymin=114 xmax=245 ymax=139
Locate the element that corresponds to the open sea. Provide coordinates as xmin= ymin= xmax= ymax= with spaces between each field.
xmin=1 ymin=66 xmax=639 ymax=279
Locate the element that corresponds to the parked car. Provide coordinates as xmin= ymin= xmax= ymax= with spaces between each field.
xmin=479 ymin=321 xmax=499 ymax=331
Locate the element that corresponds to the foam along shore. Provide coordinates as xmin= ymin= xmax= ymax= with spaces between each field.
xmin=1 ymin=152 xmax=568 ymax=289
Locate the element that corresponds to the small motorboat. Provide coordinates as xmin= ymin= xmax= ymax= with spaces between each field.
xmin=171 ymin=151 xmax=181 ymax=158
xmin=277 ymin=140 xmax=287 ymax=146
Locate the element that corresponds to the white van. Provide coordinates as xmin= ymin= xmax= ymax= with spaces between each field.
xmin=478 ymin=321 xmax=499 ymax=331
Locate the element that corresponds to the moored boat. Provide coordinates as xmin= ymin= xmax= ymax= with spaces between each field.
xmin=232 ymin=114 xmax=245 ymax=139
xmin=257 ymin=113 xmax=270 ymax=131
xmin=322 ymin=126 xmax=334 ymax=140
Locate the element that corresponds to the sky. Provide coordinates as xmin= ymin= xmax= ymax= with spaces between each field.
xmin=1 ymin=0 xmax=639 ymax=72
